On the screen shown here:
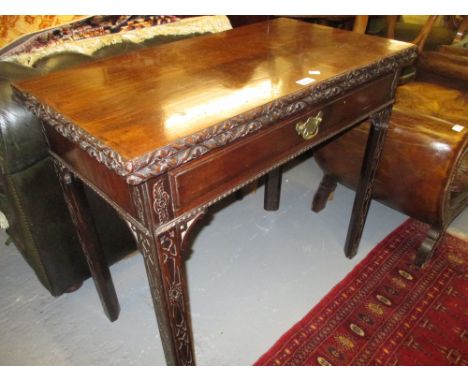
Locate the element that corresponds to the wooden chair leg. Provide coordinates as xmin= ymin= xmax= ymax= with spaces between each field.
xmin=414 ymin=225 xmax=445 ymax=267
xmin=264 ymin=167 xmax=282 ymax=211
xmin=311 ymin=174 xmax=338 ymax=213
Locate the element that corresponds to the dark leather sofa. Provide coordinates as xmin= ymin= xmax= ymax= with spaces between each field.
xmin=0 ymin=52 xmax=140 ymax=296
xmin=0 ymin=15 xmax=234 ymax=296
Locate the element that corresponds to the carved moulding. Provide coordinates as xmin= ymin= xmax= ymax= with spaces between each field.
xmin=151 ymin=178 xmax=172 ymax=224
xmin=13 ymin=90 xmax=130 ymax=177
xmin=130 ymin=178 xmax=173 ymax=229
xmin=156 ymin=227 xmax=194 ymax=365
xmin=13 ymin=46 xmax=417 ymax=185
xmin=50 ymin=153 xmax=148 ymax=236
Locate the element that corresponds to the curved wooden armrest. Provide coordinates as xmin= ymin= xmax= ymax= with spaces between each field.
xmin=386 ymin=16 xmax=398 ymax=39
xmin=352 ymin=16 xmax=369 ymax=34
xmin=385 ymin=16 xmax=439 ymax=53
xmin=412 ymin=16 xmax=439 ymax=53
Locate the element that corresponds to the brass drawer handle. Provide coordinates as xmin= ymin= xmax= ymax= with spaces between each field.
xmin=295 ymin=111 xmax=323 ymax=140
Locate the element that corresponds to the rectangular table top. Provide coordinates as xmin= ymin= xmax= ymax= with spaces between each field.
xmin=13 ymin=18 xmax=416 ymax=182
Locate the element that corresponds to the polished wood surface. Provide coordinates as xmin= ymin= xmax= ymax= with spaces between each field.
xmin=417 ymin=51 xmax=468 ymax=88
xmin=14 ymin=18 xmax=413 ymax=162
xmin=395 ymin=82 xmax=468 ymax=124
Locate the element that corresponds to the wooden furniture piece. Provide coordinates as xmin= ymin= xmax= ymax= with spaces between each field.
xmin=384 ymin=16 xmax=458 ymax=52
xmin=416 ymin=16 xmax=468 ymax=92
xmin=12 ymin=18 xmax=416 ymax=365
xmin=312 ymin=104 xmax=468 ymax=267
xmin=386 ymin=16 xmax=440 ymax=54
xmin=312 ymin=16 xmax=468 ymax=267
xmin=384 ymin=16 xmax=468 ymax=91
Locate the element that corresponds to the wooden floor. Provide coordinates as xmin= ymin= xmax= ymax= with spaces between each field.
xmin=0 ymin=154 xmax=466 ymax=365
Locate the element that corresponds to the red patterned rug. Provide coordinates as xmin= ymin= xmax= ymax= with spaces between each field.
xmin=255 ymin=219 xmax=468 ymax=366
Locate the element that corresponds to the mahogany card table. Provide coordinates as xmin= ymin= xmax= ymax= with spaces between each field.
xmin=13 ymin=18 xmax=416 ymax=365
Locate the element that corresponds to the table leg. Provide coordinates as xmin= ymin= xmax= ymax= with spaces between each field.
xmin=264 ymin=167 xmax=282 ymax=211
xmin=130 ymin=224 xmax=195 ymax=365
xmin=53 ymin=161 xmax=120 ymax=321
xmin=344 ymin=106 xmax=392 ymax=258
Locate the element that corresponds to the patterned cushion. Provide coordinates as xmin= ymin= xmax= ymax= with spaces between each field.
xmin=0 ymin=210 xmax=8 ymax=229
xmin=0 ymin=15 xmax=232 ymax=67
xmin=0 ymin=15 xmax=85 ymax=48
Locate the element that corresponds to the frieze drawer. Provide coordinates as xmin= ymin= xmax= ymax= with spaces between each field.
xmin=169 ymin=73 xmax=395 ymax=215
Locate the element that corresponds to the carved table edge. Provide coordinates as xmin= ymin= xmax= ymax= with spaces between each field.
xmin=12 ymin=46 xmax=417 ymax=186
xmin=49 ymin=153 xmax=150 ymax=237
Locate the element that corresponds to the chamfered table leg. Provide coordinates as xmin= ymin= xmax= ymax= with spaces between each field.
xmin=53 ymin=160 xmax=120 ymax=321
xmin=344 ymin=106 xmax=392 ymax=259
xmin=264 ymin=167 xmax=283 ymax=211
xmin=129 ymin=224 xmax=195 ymax=365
